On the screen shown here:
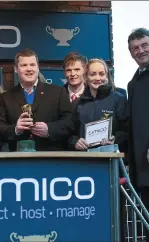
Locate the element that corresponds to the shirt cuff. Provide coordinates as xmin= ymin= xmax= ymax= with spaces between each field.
xmin=15 ymin=127 xmax=23 ymax=135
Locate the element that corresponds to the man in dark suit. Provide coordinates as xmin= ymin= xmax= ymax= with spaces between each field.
xmin=127 ymin=28 xmax=149 ymax=241
xmin=63 ymin=52 xmax=87 ymax=106
xmin=0 ymin=49 xmax=75 ymax=151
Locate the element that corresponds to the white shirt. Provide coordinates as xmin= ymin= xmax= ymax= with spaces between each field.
xmin=139 ymin=68 xmax=146 ymax=75
xmin=68 ymin=85 xmax=85 ymax=102
xmin=20 ymin=79 xmax=38 ymax=93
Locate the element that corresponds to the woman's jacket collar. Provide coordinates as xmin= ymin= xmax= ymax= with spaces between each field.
xmin=80 ymin=84 xmax=113 ymax=101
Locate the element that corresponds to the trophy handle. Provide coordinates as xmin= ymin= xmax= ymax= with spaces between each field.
xmin=49 ymin=231 xmax=57 ymax=242
xmin=60 ymin=78 xmax=67 ymax=84
xmin=45 ymin=78 xmax=52 ymax=84
xmin=10 ymin=232 xmax=19 ymax=242
xmin=73 ymin=27 xmax=80 ymax=36
xmin=45 ymin=26 xmax=54 ymax=36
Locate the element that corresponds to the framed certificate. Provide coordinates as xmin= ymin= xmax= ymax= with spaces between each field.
xmin=85 ymin=118 xmax=112 ymax=147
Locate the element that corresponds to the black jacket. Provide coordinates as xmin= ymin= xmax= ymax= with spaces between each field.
xmin=0 ymin=81 xmax=75 ymax=151
xmin=128 ymin=65 xmax=149 ymax=187
xmin=69 ymin=85 xmax=128 ymax=151
xmin=63 ymin=84 xmax=80 ymax=109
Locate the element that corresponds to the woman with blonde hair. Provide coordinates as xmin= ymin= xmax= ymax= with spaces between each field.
xmin=69 ymin=58 xmax=128 ymax=151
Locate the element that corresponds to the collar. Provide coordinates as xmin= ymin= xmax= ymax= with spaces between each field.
xmin=20 ymin=79 xmax=38 ymax=94
xmin=81 ymin=85 xmax=112 ymax=100
xmin=68 ymin=85 xmax=85 ymax=99
xmin=139 ymin=68 xmax=146 ymax=74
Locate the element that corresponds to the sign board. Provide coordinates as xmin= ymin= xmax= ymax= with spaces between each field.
xmin=0 ymin=11 xmax=112 ymax=61
xmin=0 ymin=157 xmax=112 ymax=242
xmin=14 ymin=67 xmax=66 ymax=86
xmin=40 ymin=67 xmax=66 ymax=86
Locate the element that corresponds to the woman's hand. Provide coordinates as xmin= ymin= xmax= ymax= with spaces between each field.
xmin=100 ymin=136 xmax=115 ymax=146
xmin=75 ymin=138 xmax=89 ymax=151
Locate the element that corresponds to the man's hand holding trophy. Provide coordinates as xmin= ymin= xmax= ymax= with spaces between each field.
xmin=16 ymin=104 xmax=49 ymax=138
xmin=15 ymin=104 xmax=36 ymax=152
xmin=15 ymin=104 xmax=34 ymax=134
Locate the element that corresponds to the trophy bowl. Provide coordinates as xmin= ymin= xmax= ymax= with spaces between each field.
xmin=46 ymin=26 xmax=80 ymax=46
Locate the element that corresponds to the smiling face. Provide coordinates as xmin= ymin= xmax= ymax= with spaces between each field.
xmin=87 ymin=62 xmax=108 ymax=91
xmin=129 ymin=36 xmax=149 ymax=68
xmin=14 ymin=55 xmax=39 ymax=87
xmin=64 ymin=60 xmax=85 ymax=87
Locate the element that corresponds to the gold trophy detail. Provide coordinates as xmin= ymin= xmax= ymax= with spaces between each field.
xmin=17 ymin=104 xmax=36 ymax=152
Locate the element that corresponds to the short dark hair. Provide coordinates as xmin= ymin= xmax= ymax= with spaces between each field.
xmin=15 ymin=48 xmax=39 ymax=66
xmin=63 ymin=52 xmax=88 ymax=69
xmin=128 ymin=28 xmax=149 ymax=49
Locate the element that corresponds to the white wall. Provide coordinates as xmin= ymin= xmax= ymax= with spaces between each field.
xmin=112 ymin=1 xmax=149 ymax=90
